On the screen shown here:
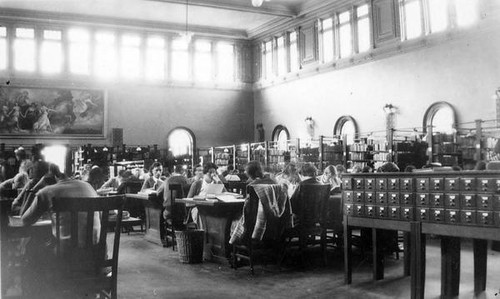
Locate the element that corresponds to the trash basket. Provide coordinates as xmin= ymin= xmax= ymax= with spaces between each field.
xmin=175 ymin=229 xmax=205 ymax=264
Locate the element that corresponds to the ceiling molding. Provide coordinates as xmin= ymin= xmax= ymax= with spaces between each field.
xmin=145 ymin=0 xmax=298 ymax=18
xmin=249 ymin=0 xmax=362 ymax=41
xmin=0 ymin=8 xmax=249 ymax=39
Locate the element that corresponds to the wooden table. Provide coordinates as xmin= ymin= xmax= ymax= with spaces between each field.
xmin=125 ymin=193 xmax=164 ymax=246
xmin=177 ymin=198 xmax=244 ymax=264
xmin=344 ymin=216 xmax=419 ymax=298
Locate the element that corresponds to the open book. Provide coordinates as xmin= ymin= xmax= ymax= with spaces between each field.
xmin=215 ymin=192 xmax=245 ymax=202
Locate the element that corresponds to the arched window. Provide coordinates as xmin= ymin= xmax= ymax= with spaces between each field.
xmin=272 ymin=125 xmax=289 ymax=150
xmin=423 ymin=102 xmax=457 ymax=135
xmin=334 ymin=116 xmax=359 ymax=145
xmin=167 ymin=127 xmax=195 ymax=157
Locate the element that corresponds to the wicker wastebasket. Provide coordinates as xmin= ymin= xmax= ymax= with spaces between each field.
xmin=175 ymin=229 xmax=205 ymax=264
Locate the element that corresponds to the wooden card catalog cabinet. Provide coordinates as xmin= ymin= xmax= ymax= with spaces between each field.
xmin=372 ymin=0 xmax=400 ymax=47
xmin=299 ymin=23 xmax=318 ymax=67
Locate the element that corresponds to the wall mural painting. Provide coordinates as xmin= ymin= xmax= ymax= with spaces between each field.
xmin=0 ymin=86 xmax=106 ymax=137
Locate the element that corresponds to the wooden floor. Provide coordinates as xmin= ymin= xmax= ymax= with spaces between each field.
xmin=4 ymin=232 xmax=500 ymax=298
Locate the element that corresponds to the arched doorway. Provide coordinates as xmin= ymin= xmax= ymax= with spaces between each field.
xmin=334 ymin=115 xmax=359 ymax=145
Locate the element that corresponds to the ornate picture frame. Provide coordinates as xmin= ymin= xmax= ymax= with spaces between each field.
xmin=0 ymin=85 xmax=107 ymax=138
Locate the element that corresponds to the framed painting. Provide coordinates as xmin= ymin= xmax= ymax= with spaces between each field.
xmin=0 ymin=86 xmax=107 ymax=138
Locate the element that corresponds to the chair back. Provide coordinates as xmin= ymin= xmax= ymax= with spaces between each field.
xmin=241 ymin=185 xmax=260 ymax=243
xmin=295 ymin=184 xmax=331 ymax=227
xmin=169 ymin=184 xmax=186 ymax=227
xmin=225 ymin=181 xmax=248 ymax=196
xmin=117 ymin=180 xmax=143 ymax=194
xmin=325 ymin=194 xmax=343 ymax=231
xmin=51 ymin=195 xmax=125 ymax=294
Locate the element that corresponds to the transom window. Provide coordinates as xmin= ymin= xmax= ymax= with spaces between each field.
xmin=41 ymin=30 xmax=62 ymax=74
xmin=171 ymin=37 xmax=190 ymax=81
xmin=121 ymin=34 xmax=142 ymax=79
xmin=321 ymin=18 xmax=334 ymax=63
xmin=217 ymin=42 xmax=234 ymax=82
xmin=289 ymin=31 xmax=298 ymax=72
xmin=428 ymin=0 xmax=449 ymax=33
xmin=94 ymin=31 xmax=117 ymax=79
xmin=263 ymin=40 xmax=273 ymax=79
xmin=276 ymin=36 xmax=286 ymax=75
xmin=338 ymin=11 xmax=352 ymax=58
xmin=195 ymin=40 xmax=212 ymax=82
xmin=356 ymin=4 xmax=371 ymax=53
xmin=145 ymin=35 xmax=166 ymax=81
xmin=401 ymin=0 xmax=423 ymax=40
xmin=14 ymin=28 xmax=36 ymax=72
xmin=0 ymin=27 xmax=7 ymax=70
xmin=68 ymin=28 xmax=91 ymax=75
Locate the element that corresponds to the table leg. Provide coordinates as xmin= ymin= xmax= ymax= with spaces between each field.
xmin=404 ymin=231 xmax=411 ymax=277
xmin=343 ymin=215 xmax=352 ymax=284
xmin=411 ymin=222 xmax=425 ymax=299
xmin=473 ymin=239 xmax=487 ymax=295
xmin=372 ymin=228 xmax=384 ymax=281
xmin=441 ymin=236 xmax=460 ymax=298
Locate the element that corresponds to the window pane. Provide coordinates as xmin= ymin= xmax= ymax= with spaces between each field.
xmin=429 ymin=0 xmax=448 ymax=33
xmin=171 ymin=38 xmax=189 ymax=81
xmin=43 ymin=30 xmax=61 ymax=40
xmin=357 ymin=4 xmax=369 ymax=17
xmin=289 ymin=32 xmax=298 ymax=72
xmin=121 ymin=34 xmax=141 ymax=79
xmin=322 ymin=18 xmax=334 ymax=62
xmin=358 ymin=18 xmax=370 ymax=52
xmin=0 ymin=27 xmax=6 ymax=70
xmin=404 ymin=1 xmax=423 ymax=39
xmin=277 ymin=36 xmax=286 ymax=75
xmin=95 ymin=31 xmax=117 ymax=78
xmin=455 ymin=0 xmax=478 ymax=28
xmin=195 ymin=40 xmax=212 ymax=81
xmin=265 ymin=41 xmax=273 ymax=79
xmin=14 ymin=28 xmax=35 ymax=72
xmin=41 ymin=40 xmax=62 ymax=74
xmin=217 ymin=42 xmax=234 ymax=82
xmin=145 ymin=36 xmax=166 ymax=81
xmin=16 ymin=28 xmax=34 ymax=38
xmin=69 ymin=28 xmax=90 ymax=75
xmin=339 ymin=12 xmax=352 ymax=58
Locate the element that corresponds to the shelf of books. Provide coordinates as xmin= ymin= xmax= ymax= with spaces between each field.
xmin=235 ymin=143 xmax=250 ymax=173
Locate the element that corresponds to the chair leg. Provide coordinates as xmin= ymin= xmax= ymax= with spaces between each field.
xmin=321 ymin=230 xmax=327 ymax=266
xmin=249 ymin=244 xmax=254 ymax=275
xmin=232 ymin=245 xmax=237 ymax=270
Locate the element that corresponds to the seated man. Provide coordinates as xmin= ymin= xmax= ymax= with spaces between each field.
xmin=290 ymin=162 xmax=321 ymax=213
xmin=161 ymin=165 xmax=189 ymax=223
xmin=21 ymin=165 xmax=101 ymax=297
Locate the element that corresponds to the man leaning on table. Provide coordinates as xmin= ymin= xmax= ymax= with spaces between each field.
xmin=21 ymin=164 xmax=101 ymax=297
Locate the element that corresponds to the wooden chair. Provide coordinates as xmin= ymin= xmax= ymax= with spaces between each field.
xmin=46 ymin=195 xmax=125 ymax=299
xmin=280 ymin=184 xmax=331 ymax=267
xmin=117 ymin=180 xmax=145 ymax=224
xmin=164 ymin=183 xmax=186 ymax=250
xmin=232 ymin=184 xmax=287 ymax=274
xmin=324 ymin=193 xmax=344 ymax=249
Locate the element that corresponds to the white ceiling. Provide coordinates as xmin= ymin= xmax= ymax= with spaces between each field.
xmin=0 ymin=0 xmax=324 ymax=39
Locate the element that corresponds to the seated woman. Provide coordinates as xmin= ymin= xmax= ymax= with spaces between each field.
xmin=187 ymin=162 xmax=225 ymax=229
xmin=141 ymin=162 xmax=166 ymax=192
xmin=318 ymin=165 xmax=341 ymax=193
xmin=98 ymin=169 xmax=127 ymax=193
xmin=274 ymin=162 xmax=300 ymax=198
xmin=85 ymin=166 xmax=105 ymax=191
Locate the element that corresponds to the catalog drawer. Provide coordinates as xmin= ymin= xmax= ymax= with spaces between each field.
xmin=416 ymin=178 xmax=429 ymax=192
xmin=444 ymin=178 xmax=460 ymax=192
xmin=430 ymin=178 xmax=444 ymax=191
xmin=444 ymin=194 xmax=460 ymax=209
xmin=365 ymin=178 xmax=375 ymax=191
xmin=388 ymin=192 xmax=400 ymax=205
xmin=343 ymin=191 xmax=353 ymax=203
xmin=460 ymin=177 xmax=477 ymax=192
xmin=400 ymin=178 xmax=414 ymax=192
xmin=460 ymin=210 xmax=477 ymax=226
xmin=401 ymin=193 xmax=415 ymax=206
xmin=430 ymin=193 xmax=445 ymax=208
xmin=364 ymin=192 xmax=375 ymax=204
xmin=445 ymin=210 xmax=460 ymax=225
xmin=376 ymin=192 xmax=388 ymax=205
xmin=460 ymin=194 xmax=477 ymax=209
xmin=376 ymin=178 xmax=387 ymax=191
xmin=416 ymin=193 xmax=430 ymax=207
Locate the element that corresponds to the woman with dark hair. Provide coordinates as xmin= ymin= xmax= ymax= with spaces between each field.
xmin=141 ymin=162 xmax=166 ymax=192
xmin=319 ymin=165 xmax=341 ymax=193
xmin=275 ymin=162 xmax=300 ymax=197
xmin=245 ymin=160 xmax=275 ymax=185
xmin=86 ymin=166 xmax=105 ymax=191
xmin=187 ymin=162 xmax=224 ymax=198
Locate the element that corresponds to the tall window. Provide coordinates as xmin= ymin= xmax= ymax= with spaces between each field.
xmin=289 ymin=31 xmax=298 ymax=72
xmin=0 ymin=27 xmax=6 ymax=71
xmin=14 ymin=28 xmax=36 ymax=72
xmin=68 ymin=28 xmax=90 ymax=75
xmin=41 ymin=30 xmax=62 ymax=74
xmin=171 ymin=37 xmax=189 ymax=81
xmin=194 ymin=40 xmax=212 ymax=82
xmin=145 ymin=35 xmax=166 ymax=81
xmin=455 ymin=0 xmax=478 ymax=28
xmin=338 ymin=11 xmax=352 ymax=58
xmin=264 ymin=41 xmax=273 ymax=79
xmin=94 ymin=31 xmax=117 ymax=79
xmin=120 ymin=34 xmax=141 ymax=79
xmin=217 ymin=42 xmax=234 ymax=82
xmin=276 ymin=36 xmax=286 ymax=75
xmin=401 ymin=0 xmax=423 ymax=40
xmin=356 ymin=5 xmax=371 ymax=53
xmin=168 ymin=128 xmax=193 ymax=158
xmin=428 ymin=0 xmax=448 ymax=33
xmin=321 ymin=18 xmax=334 ymax=63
